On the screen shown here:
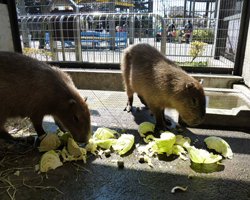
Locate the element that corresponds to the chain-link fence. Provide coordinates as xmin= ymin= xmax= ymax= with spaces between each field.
xmin=16 ymin=0 xmax=244 ymax=69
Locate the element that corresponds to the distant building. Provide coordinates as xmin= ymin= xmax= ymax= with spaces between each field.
xmin=168 ymin=6 xmax=185 ymax=18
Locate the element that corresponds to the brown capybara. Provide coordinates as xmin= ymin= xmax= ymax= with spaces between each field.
xmin=121 ymin=43 xmax=206 ymax=131
xmin=0 ymin=51 xmax=91 ymax=143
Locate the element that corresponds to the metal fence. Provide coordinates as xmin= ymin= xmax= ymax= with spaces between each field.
xmin=16 ymin=0 xmax=244 ymax=70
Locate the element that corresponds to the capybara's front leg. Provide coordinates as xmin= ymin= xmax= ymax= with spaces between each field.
xmin=151 ymin=107 xmax=165 ymax=133
xmin=30 ymin=115 xmax=47 ymax=141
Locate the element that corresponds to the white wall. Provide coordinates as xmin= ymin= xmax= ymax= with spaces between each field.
xmin=0 ymin=3 xmax=14 ymax=52
xmin=242 ymin=20 xmax=250 ymax=87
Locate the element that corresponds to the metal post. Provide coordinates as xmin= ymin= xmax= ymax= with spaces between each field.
xmin=74 ymin=15 xmax=83 ymax=61
xmin=59 ymin=15 xmax=66 ymax=61
xmin=234 ymin=0 xmax=250 ymax=75
xmin=129 ymin=0 xmax=134 ymax=44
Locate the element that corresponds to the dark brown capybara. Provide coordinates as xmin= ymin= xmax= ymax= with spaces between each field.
xmin=0 ymin=51 xmax=91 ymax=143
xmin=121 ymin=43 xmax=206 ymax=131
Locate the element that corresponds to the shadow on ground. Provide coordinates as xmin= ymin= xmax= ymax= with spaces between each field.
xmin=0 ymin=90 xmax=249 ymax=200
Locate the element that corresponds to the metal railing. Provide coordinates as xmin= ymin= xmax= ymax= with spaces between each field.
xmin=18 ymin=12 xmax=236 ymax=69
xmin=19 ymin=13 xmax=167 ymax=62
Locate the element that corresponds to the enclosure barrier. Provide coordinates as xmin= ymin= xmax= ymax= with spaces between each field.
xmin=18 ymin=13 xmax=234 ymax=69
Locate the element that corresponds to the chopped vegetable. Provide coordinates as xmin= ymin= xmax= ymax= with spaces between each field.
xmin=65 ymin=138 xmax=87 ymax=162
xmin=91 ymin=127 xmax=119 ymax=149
xmin=151 ymin=132 xmax=176 ymax=155
xmin=112 ymin=134 xmax=135 ymax=155
xmin=204 ymin=136 xmax=233 ymax=159
xmin=85 ymin=138 xmax=98 ymax=155
xmin=143 ymin=134 xmax=155 ymax=143
xmin=175 ymin=135 xmax=191 ymax=149
xmin=93 ymin=127 xmax=117 ymax=140
xmin=38 ymin=134 xmax=61 ymax=152
xmin=14 ymin=171 xmax=20 ymax=176
xmin=138 ymin=122 xmax=155 ymax=137
xmin=172 ymin=145 xmax=188 ymax=160
xmin=139 ymin=155 xmax=145 ymax=163
xmin=171 ymin=186 xmax=188 ymax=193
xmin=137 ymin=142 xmax=155 ymax=157
xmin=40 ymin=150 xmax=63 ymax=172
xmin=61 ymin=147 xmax=87 ymax=163
xmin=117 ymin=160 xmax=124 ymax=169
xmin=67 ymin=138 xmax=82 ymax=157
xmin=104 ymin=149 xmax=111 ymax=157
xmin=143 ymin=155 xmax=153 ymax=167
xmin=188 ymin=146 xmax=222 ymax=164
xmin=57 ymin=131 xmax=72 ymax=145
xmin=95 ymin=138 xmax=117 ymax=149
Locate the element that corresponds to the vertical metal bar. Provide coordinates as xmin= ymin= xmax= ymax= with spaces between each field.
xmin=54 ymin=15 xmax=60 ymax=61
xmin=6 ymin=0 xmax=22 ymax=53
xmin=59 ymin=15 xmax=66 ymax=61
xmin=109 ymin=14 xmax=116 ymax=50
xmin=129 ymin=14 xmax=135 ymax=45
xmin=192 ymin=0 xmax=196 ymax=18
xmin=159 ymin=14 xmax=166 ymax=55
xmin=234 ymin=0 xmax=250 ymax=75
xmin=21 ymin=17 xmax=30 ymax=48
xmin=74 ymin=14 xmax=82 ymax=61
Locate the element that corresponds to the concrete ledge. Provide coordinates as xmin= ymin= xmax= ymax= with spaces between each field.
xmin=64 ymin=69 xmax=124 ymax=91
xmin=63 ymin=69 xmax=244 ymax=91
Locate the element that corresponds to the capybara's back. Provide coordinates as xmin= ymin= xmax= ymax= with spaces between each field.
xmin=121 ymin=43 xmax=206 ymax=130
xmin=0 ymin=51 xmax=91 ymax=143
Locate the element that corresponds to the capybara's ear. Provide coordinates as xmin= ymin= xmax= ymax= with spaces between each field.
xmin=185 ymin=82 xmax=195 ymax=89
xmin=83 ymin=96 xmax=88 ymax=102
xmin=199 ymin=79 xmax=204 ymax=85
xmin=69 ymin=99 xmax=77 ymax=106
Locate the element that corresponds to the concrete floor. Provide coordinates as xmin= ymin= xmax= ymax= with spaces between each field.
xmin=0 ymin=89 xmax=249 ymax=200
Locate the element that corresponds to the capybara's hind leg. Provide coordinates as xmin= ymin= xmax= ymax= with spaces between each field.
xmin=0 ymin=128 xmax=15 ymax=141
xmin=124 ymin=95 xmax=133 ymax=112
xmin=123 ymin=83 xmax=134 ymax=112
xmin=137 ymin=94 xmax=148 ymax=109
xmin=0 ymin=119 xmax=15 ymax=141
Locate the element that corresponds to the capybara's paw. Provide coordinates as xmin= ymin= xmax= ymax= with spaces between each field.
xmin=164 ymin=118 xmax=172 ymax=127
xmin=34 ymin=133 xmax=48 ymax=147
xmin=124 ymin=105 xmax=132 ymax=112
xmin=154 ymin=124 xmax=170 ymax=135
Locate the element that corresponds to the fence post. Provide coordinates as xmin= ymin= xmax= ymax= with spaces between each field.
xmin=158 ymin=14 xmax=166 ymax=55
xmin=59 ymin=16 xmax=66 ymax=61
xmin=74 ymin=15 xmax=82 ymax=61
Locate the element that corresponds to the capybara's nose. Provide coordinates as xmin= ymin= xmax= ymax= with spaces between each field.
xmin=190 ymin=117 xmax=205 ymax=127
xmin=74 ymin=131 xmax=91 ymax=143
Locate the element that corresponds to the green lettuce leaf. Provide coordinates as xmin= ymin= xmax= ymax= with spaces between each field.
xmin=204 ymin=136 xmax=233 ymax=159
xmin=188 ymin=146 xmax=222 ymax=164
xmin=40 ymin=150 xmax=63 ymax=172
xmin=138 ymin=122 xmax=155 ymax=137
xmin=151 ymin=132 xmax=176 ymax=155
xmin=112 ymin=134 xmax=135 ymax=155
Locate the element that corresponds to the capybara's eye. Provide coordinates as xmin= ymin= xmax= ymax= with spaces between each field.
xmin=73 ymin=115 xmax=79 ymax=123
xmin=192 ymin=98 xmax=197 ymax=106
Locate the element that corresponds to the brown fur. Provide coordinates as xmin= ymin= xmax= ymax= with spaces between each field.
xmin=0 ymin=51 xmax=91 ymax=143
xmin=121 ymin=43 xmax=206 ymax=130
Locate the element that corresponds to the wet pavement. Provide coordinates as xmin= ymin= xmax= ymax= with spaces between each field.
xmin=0 ymin=90 xmax=249 ymax=200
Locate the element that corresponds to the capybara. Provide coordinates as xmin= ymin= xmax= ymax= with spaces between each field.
xmin=0 ymin=51 xmax=91 ymax=143
xmin=121 ymin=43 xmax=206 ymax=131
